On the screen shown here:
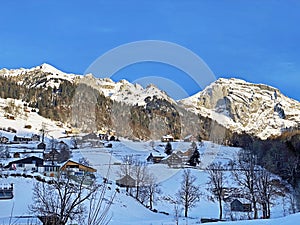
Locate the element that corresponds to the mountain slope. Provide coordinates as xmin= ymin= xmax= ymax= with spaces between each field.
xmin=1 ymin=64 xmax=300 ymax=140
xmin=0 ymin=64 xmax=175 ymax=107
xmin=179 ymin=78 xmax=300 ymax=140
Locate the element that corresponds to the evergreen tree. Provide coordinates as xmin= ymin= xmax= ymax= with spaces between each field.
xmin=188 ymin=146 xmax=200 ymax=166
xmin=165 ymin=142 xmax=172 ymax=155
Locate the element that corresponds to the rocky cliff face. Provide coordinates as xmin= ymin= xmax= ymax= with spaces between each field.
xmin=180 ymin=78 xmax=300 ymax=140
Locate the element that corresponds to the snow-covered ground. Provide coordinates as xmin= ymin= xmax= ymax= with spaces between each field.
xmin=0 ymin=137 xmax=293 ymax=224
xmin=0 ymin=96 xmax=298 ymax=225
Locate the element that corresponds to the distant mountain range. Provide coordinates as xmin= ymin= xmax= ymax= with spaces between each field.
xmin=1 ymin=63 xmax=299 ymax=141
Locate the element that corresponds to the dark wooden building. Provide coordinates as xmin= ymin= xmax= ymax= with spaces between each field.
xmin=231 ymin=199 xmax=252 ymax=212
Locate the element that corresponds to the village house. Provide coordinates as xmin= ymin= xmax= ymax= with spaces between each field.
xmin=13 ymin=152 xmax=20 ymax=158
xmin=177 ymin=148 xmax=194 ymax=163
xmin=161 ymin=134 xmax=174 ymax=142
xmin=116 ymin=174 xmax=136 ymax=188
xmin=183 ymin=134 xmax=195 ymax=142
xmin=31 ymin=134 xmax=41 ymax=142
xmin=146 ymin=152 xmax=167 ymax=163
xmin=60 ymin=160 xmax=97 ymax=177
xmin=77 ymin=133 xmax=105 ymax=148
xmin=5 ymin=156 xmax=44 ymax=172
xmin=43 ymin=149 xmax=60 ymax=163
xmin=162 ymin=152 xmax=183 ymax=167
xmin=230 ymin=199 xmax=252 ymax=212
xmin=37 ymin=142 xmax=46 ymax=150
xmin=0 ymin=184 xmax=14 ymax=200
xmin=43 ymin=162 xmax=61 ymax=177
xmin=13 ymin=135 xmax=32 ymax=143
xmin=0 ymin=136 xmax=9 ymax=144
xmin=5 ymin=114 xmax=15 ymax=120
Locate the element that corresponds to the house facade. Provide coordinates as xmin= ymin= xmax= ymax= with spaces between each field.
xmin=162 ymin=152 xmax=183 ymax=167
xmin=230 ymin=199 xmax=252 ymax=212
xmin=116 ymin=174 xmax=136 ymax=188
xmin=5 ymin=156 xmax=44 ymax=172
xmin=0 ymin=136 xmax=9 ymax=144
xmin=60 ymin=160 xmax=97 ymax=176
xmin=161 ymin=135 xmax=174 ymax=142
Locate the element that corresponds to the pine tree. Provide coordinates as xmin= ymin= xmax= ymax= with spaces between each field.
xmin=188 ymin=146 xmax=200 ymax=166
xmin=165 ymin=142 xmax=172 ymax=155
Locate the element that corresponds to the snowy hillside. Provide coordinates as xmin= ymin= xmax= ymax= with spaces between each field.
xmin=0 ymin=63 xmax=80 ymax=89
xmin=0 ymin=64 xmax=175 ymax=106
xmin=0 ymin=98 xmax=66 ymax=139
xmin=180 ymin=78 xmax=300 ymax=139
xmin=0 ymin=137 xmax=296 ymax=225
xmin=79 ymin=74 xmax=176 ymax=106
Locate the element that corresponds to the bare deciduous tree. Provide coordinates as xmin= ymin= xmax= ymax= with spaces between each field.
xmin=231 ymin=151 xmax=259 ymax=219
xmin=145 ymin=174 xmax=161 ymax=210
xmin=30 ymin=172 xmax=115 ymax=225
xmin=177 ymin=169 xmax=201 ymax=217
xmin=133 ymin=161 xmax=149 ymax=200
xmin=255 ymin=169 xmax=285 ymax=219
xmin=207 ymin=162 xmax=226 ymax=220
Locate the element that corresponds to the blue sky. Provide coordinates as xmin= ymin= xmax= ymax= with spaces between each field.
xmin=0 ymin=0 xmax=299 ymax=100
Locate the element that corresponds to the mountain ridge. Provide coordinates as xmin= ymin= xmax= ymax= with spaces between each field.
xmin=0 ymin=63 xmax=299 ymax=141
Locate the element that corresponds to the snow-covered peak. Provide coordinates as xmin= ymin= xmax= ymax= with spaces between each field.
xmin=0 ymin=63 xmax=81 ymax=89
xmin=36 ymin=63 xmax=65 ymax=75
xmin=180 ymin=78 xmax=300 ymax=139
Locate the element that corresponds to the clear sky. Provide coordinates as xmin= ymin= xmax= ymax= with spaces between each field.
xmin=0 ymin=0 xmax=299 ymax=100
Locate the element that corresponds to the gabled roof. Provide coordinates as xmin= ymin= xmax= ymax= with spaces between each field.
xmin=163 ymin=152 xmax=182 ymax=161
xmin=5 ymin=156 xmax=44 ymax=168
xmin=116 ymin=174 xmax=136 ymax=187
xmin=60 ymin=160 xmax=97 ymax=173
xmin=162 ymin=134 xmax=174 ymax=139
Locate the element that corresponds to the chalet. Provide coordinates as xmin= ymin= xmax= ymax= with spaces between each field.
xmin=184 ymin=134 xmax=194 ymax=142
xmin=5 ymin=156 xmax=44 ymax=172
xmin=24 ymin=124 xmax=32 ymax=129
xmin=43 ymin=162 xmax=61 ymax=177
xmin=0 ymin=184 xmax=13 ymax=200
xmin=161 ymin=135 xmax=174 ymax=142
xmin=0 ymin=136 xmax=9 ymax=144
xmin=162 ymin=152 xmax=183 ymax=167
xmin=7 ymin=127 xmax=17 ymax=133
xmin=24 ymin=108 xmax=31 ymax=113
xmin=82 ymin=133 xmax=98 ymax=140
xmin=13 ymin=135 xmax=32 ymax=143
xmin=6 ymin=114 xmax=15 ymax=120
xmin=13 ymin=152 xmax=20 ymax=158
xmin=37 ymin=142 xmax=46 ymax=150
xmin=44 ymin=149 xmax=60 ymax=162
xmin=116 ymin=174 xmax=136 ymax=188
xmin=146 ymin=152 xmax=166 ymax=163
xmin=230 ymin=199 xmax=252 ymax=212
xmin=32 ymin=134 xmax=41 ymax=142
xmin=99 ymin=133 xmax=109 ymax=141
xmin=177 ymin=148 xmax=194 ymax=162
xmin=60 ymin=160 xmax=97 ymax=176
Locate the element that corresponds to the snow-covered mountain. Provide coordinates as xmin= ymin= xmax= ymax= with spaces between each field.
xmin=179 ymin=78 xmax=300 ymax=140
xmin=1 ymin=64 xmax=299 ymax=140
xmin=0 ymin=64 xmax=175 ymax=106
xmin=0 ymin=63 xmax=80 ymax=89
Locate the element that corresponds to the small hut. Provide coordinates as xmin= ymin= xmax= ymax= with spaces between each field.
xmin=116 ymin=174 xmax=136 ymax=188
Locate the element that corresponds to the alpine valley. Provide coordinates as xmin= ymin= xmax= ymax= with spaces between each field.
xmin=0 ymin=63 xmax=300 ymax=224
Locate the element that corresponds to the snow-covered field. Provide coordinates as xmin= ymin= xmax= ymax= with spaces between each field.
xmin=0 ymin=137 xmax=293 ymax=224
xmin=0 ymin=97 xmax=298 ymax=225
